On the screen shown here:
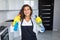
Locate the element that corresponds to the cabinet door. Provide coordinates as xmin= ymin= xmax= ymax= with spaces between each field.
xmin=38 ymin=0 xmax=54 ymax=30
xmin=0 ymin=0 xmax=8 ymax=10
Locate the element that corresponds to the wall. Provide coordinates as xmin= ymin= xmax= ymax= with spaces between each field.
xmin=0 ymin=12 xmax=7 ymax=23
xmin=53 ymin=0 xmax=60 ymax=31
xmin=0 ymin=0 xmax=8 ymax=23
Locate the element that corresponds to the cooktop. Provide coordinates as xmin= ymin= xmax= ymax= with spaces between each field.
xmin=0 ymin=26 xmax=6 ymax=32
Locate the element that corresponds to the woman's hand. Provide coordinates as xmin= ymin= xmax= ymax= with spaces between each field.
xmin=12 ymin=14 xmax=21 ymax=26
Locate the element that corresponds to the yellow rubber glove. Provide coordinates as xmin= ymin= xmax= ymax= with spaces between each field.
xmin=12 ymin=15 xmax=21 ymax=26
xmin=35 ymin=16 xmax=42 ymax=24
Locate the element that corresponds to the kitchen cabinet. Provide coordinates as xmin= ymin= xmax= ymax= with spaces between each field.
xmin=0 ymin=0 xmax=38 ymax=10
xmin=0 ymin=0 xmax=8 ymax=10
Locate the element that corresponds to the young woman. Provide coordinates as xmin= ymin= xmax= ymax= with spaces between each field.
xmin=10 ymin=4 xmax=45 ymax=40
xmin=20 ymin=4 xmax=37 ymax=40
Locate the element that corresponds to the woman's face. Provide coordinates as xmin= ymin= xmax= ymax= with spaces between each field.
xmin=24 ymin=6 xmax=31 ymax=17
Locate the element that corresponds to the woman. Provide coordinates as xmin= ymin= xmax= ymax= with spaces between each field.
xmin=10 ymin=4 xmax=45 ymax=40
xmin=20 ymin=4 xmax=37 ymax=40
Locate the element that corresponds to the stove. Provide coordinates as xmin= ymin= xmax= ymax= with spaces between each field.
xmin=0 ymin=26 xmax=6 ymax=32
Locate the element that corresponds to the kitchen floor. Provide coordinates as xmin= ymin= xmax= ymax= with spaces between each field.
xmin=13 ymin=31 xmax=60 ymax=40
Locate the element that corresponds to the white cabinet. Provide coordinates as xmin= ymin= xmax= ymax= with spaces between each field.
xmin=0 ymin=0 xmax=8 ymax=10
xmin=0 ymin=0 xmax=38 ymax=10
xmin=8 ymin=0 xmax=38 ymax=10
xmin=8 ymin=0 xmax=23 ymax=10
